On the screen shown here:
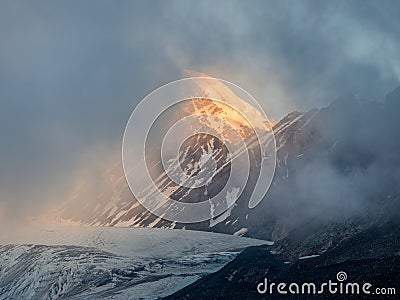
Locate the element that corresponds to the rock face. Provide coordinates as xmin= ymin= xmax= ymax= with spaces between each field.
xmin=58 ymin=102 xmax=311 ymax=236
xmin=166 ymin=87 xmax=400 ymax=299
xmin=60 ymin=87 xmax=400 ymax=244
xmin=166 ymin=243 xmax=400 ymax=300
xmin=166 ymin=201 xmax=400 ymax=299
xmin=55 ymin=86 xmax=400 ymax=298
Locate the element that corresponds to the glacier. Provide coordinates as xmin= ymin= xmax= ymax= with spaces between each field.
xmin=0 ymin=226 xmax=267 ymax=299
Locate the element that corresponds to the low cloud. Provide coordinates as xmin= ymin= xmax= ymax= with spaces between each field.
xmin=0 ymin=1 xmax=399 ymax=227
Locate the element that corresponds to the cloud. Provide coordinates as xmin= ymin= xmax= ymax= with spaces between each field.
xmin=161 ymin=1 xmax=400 ymax=113
xmin=0 ymin=0 xmax=399 ymax=223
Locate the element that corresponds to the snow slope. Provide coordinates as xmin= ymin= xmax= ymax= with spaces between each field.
xmin=0 ymin=226 xmax=268 ymax=299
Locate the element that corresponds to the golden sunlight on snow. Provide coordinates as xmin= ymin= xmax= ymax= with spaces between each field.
xmin=184 ymin=71 xmax=274 ymax=131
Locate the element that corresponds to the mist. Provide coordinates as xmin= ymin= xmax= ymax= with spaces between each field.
xmin=1 ymin=1 xmax=400 ymax=228
xmin=258 ymin=89 xmax=400 ymax=236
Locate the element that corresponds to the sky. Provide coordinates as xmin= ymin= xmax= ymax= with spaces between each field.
xmin=0 ymin=0 xmax=399 ymax=220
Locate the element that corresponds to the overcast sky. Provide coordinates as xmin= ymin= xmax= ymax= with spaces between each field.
xmin=0 ymin=0 xmax=399 ymax=218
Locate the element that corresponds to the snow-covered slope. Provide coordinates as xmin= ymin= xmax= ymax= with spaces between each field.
xmin=56 ymin=107 xmax=315 ymax=238
xmin=0 ymin=226 xmax=269 ymax=299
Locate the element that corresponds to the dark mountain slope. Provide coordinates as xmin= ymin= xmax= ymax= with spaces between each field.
xmin=167 ymin=87 xmax=400 ymax=299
